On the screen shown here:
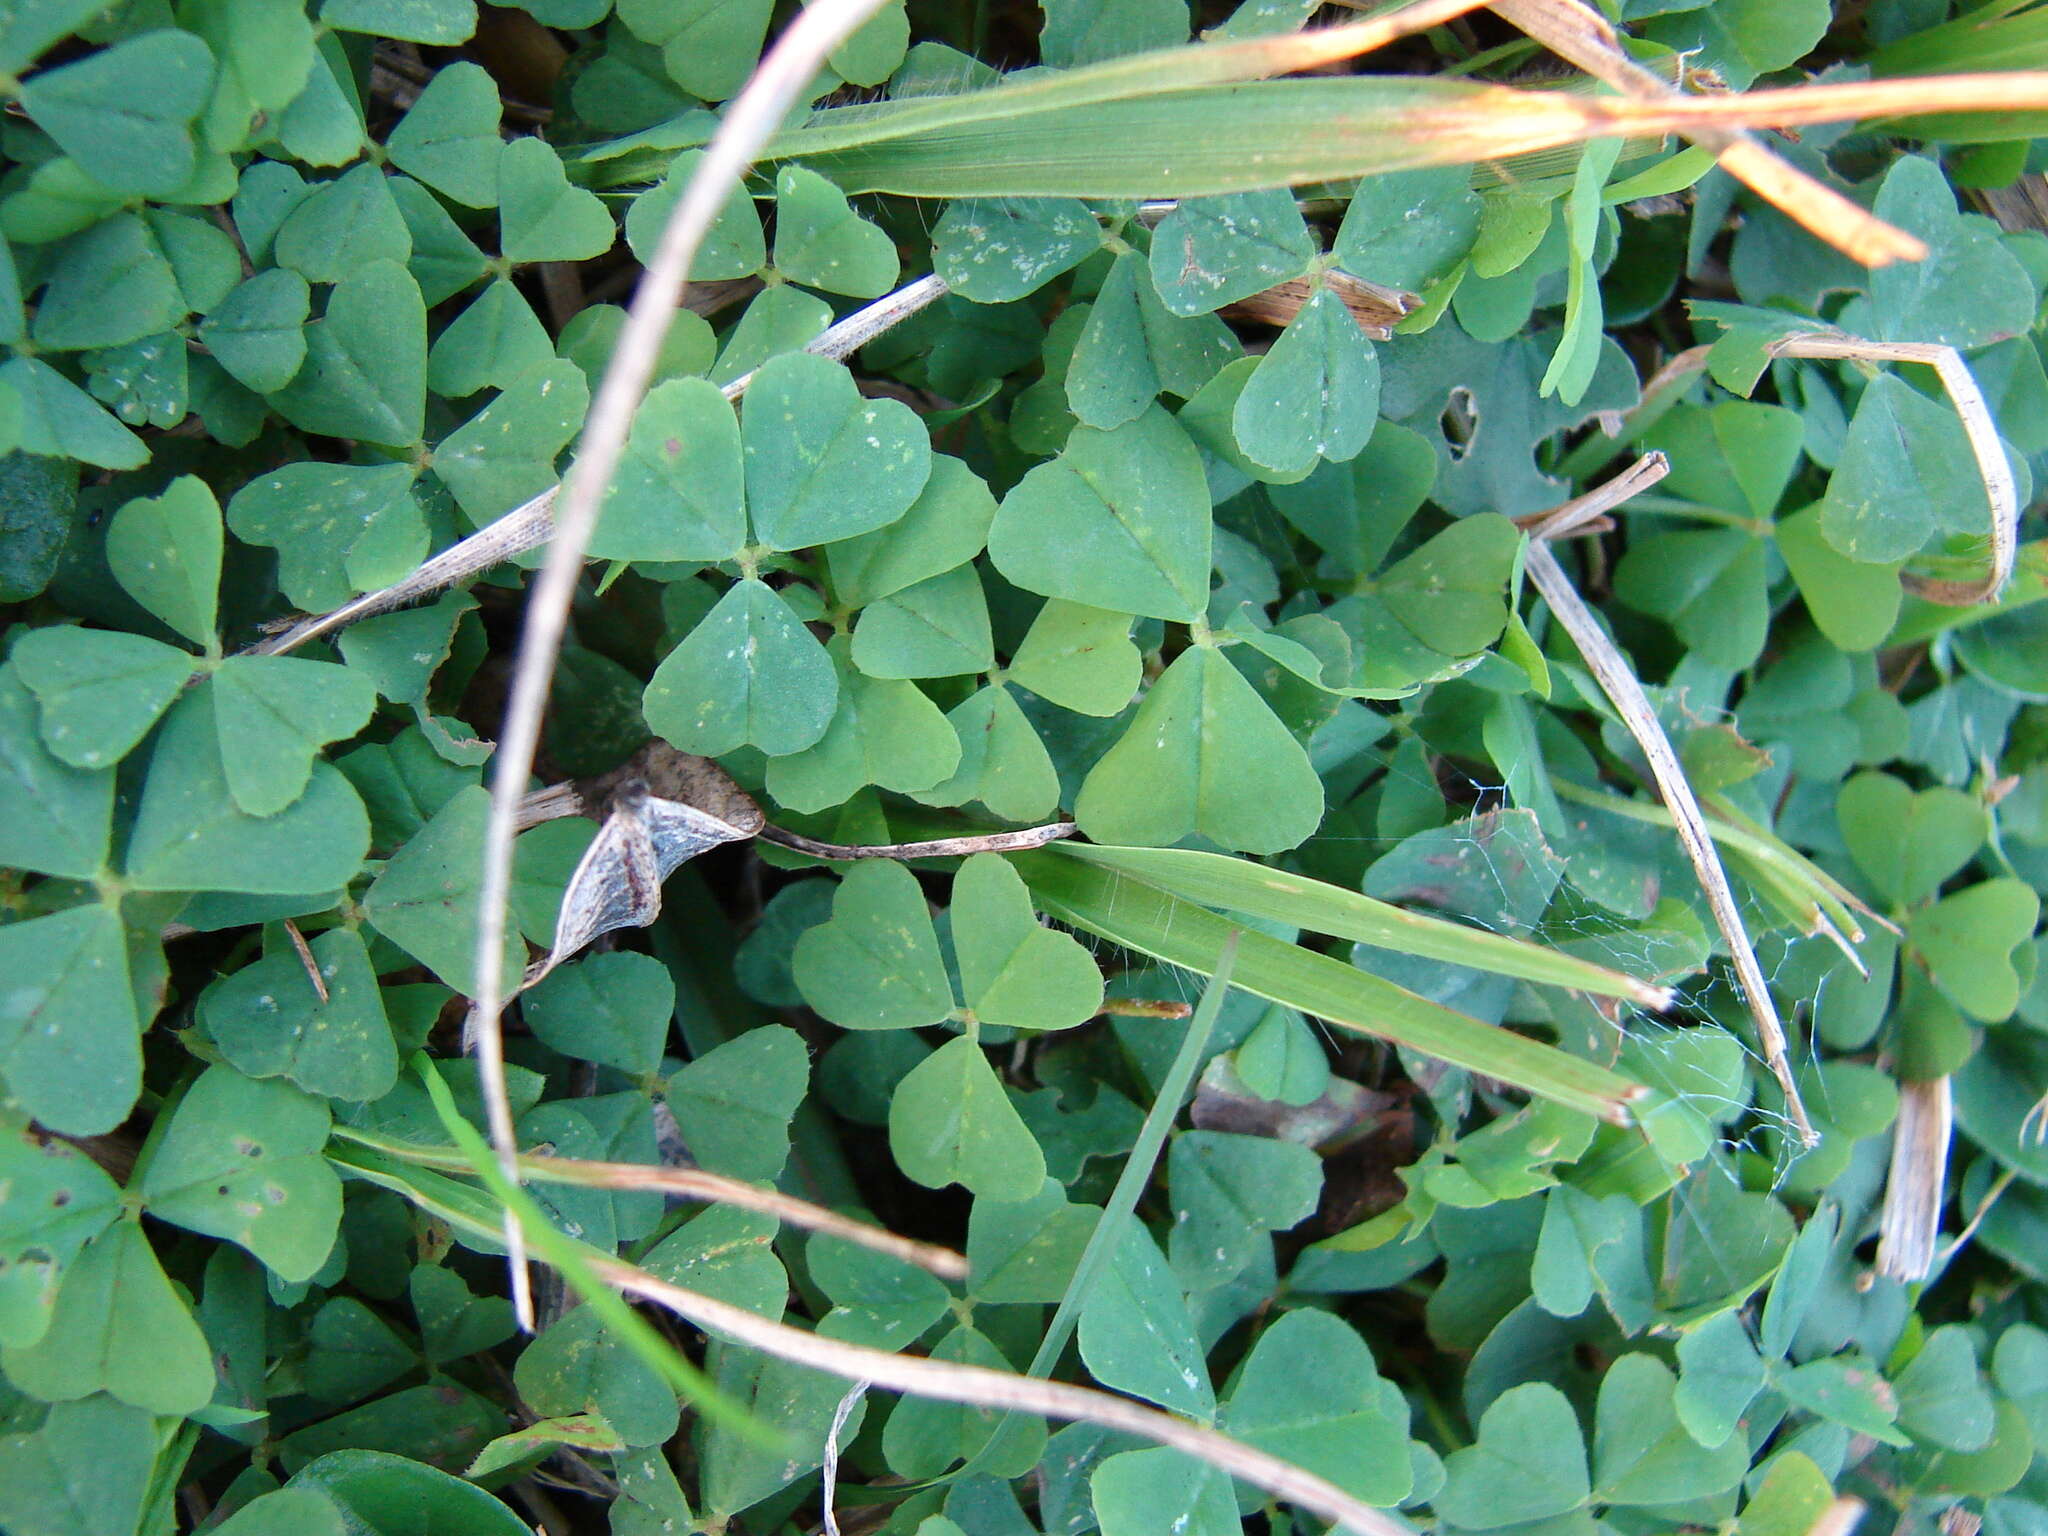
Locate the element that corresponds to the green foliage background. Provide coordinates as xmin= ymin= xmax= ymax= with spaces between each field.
xmin=4 ymin=0 xmax=2048 ymax=1532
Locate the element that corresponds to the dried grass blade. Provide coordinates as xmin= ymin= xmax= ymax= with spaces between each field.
xmin=1878 ymin=1076 xmax=1954 ymax=1282
xmin=329 ymin=1124 xmax=968 ymax=1280
xmin=520 ymin=1155 xmax=968 ymax=1281
xmin=1524 ymin=457 xmax=1818 ymax=1144
xmin=470 ymin=0 xmax=901 ymax=1331
xmin=1490 ymin=0 xmax=1925 ymax=264
xmin=248 ymin=273 xmax=949 ymax=659
xmin=773 ymin=70 xmax=2048 ymax=198
xmin=418 ymin=1054 xmax=1422 ymax=1534
xmin=413 ymin=1057 xmax=763 ymax=1435
xmin=766 ymin=0 xmax=1496 ymax=160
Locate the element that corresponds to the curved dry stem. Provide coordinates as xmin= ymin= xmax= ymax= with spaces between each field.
xmin=1770 ymin=332 xmax=2017 ymax=606
xmin=470 ymin=0 xmax=902 ymax=1330
xmin=328 ymin=1123 xmax=969 ymax=1281
xmin=1526 ymin=450 xmax=1670 ymax=541
xmin=595 ymin=1259 xmax=1416 ymax=1536
xmin=1572 ymin=333 xmax=2016 ymax=609
xmin=1526 ymin=456 xmax=1818 ymax=1145
xmin=1584 ymin=70 xmax=2048 ymax=138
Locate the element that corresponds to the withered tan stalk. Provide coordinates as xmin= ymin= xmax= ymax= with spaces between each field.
xmin=247 ymin=274 xmax=951 ymax=660
xmin=1489 ymin=0 xmax=1925 ymax=266
xmin=594 ymin=1257 xmax=1417 ymax=1536
xmin=1570 ymin=332 xmax=2016 ymax=608
xmin=1877 ymin=1076 xmax=1953 ymax=1283
xmin=516 ymin=1154 xmax=969 ymax=1281
xmin=757 ymin=821 xmax=1080 ymax=860
xmin=1768 ymin=332 xmax=2017 ymax=606
xmin=1525 ymin=455 xmax=1819 ymax=1144
xmin=472 ymin=0 xmax=903 ymax=1331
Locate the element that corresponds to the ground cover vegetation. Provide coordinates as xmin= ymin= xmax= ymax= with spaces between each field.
xmin=4 ymin=0 xmax=2048 ymax=1533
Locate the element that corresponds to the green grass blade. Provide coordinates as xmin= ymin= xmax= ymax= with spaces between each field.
xmin=1013 ymin=853 xmax=1648 ymax=1125
xmin=775 ymin=77 xmax=1571 ymax=196
xmin=409 ymin=1055 xmax=775 ymax=1443
xmin=1552 ymin=778 xmax=1883 ymax=941
xmin=1053 ymin=842 xmax=1675 ymax=1009
xmin=949 ymin=936 xmax=1242 ymax=1485
xmin=1022 ymin=935 xmax=1239 ymax=1379
xmin=760 ymin=21 xmax=1452 ymax=162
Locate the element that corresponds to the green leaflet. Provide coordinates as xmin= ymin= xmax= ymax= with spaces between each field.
xmin=0 ymin=1107 xmax=124 ymax=1349
xmin=931 ymin=197 xmax=1102 ymax=302
xmin=1065 ymin=250 xmax=1237 ymax=428
xmin=989 ymin=405 xmax=1212 ymax=624
xmin=0 ymin=1220 xmax=215 ymax=1415
xmin=498 ymin=136 xmax=615 ymax=263
xmin=643 ymin=577 xmax=838 ymax=757
xmin=274 ymin=163 xmax=413 ymax=284
xmin=1231 ymin=284 xmax=1380 ymax=475
xmin=105 ymin=474 xmax=221 ymax=647
xmin=201 ymin=926 xmax=400 ymax=1102
xmin=889 ymin=1034 xmax=1047 ymax=1201
xmin=0 ymin=661 xmax=116 ymax=874
xmin=951 ymin=854 xmax=1103 ymax=1030
xmin=741 ymin=351 xmax=932 ymax=550
xmin=665 ymin=1025 xmax=809 ymax=1180
xmin=140 ymin=1064 xmax=343 ymax=1282
xmin=850 ymin=563 xmax=994 ymax=680
xmin=362 ymin=786 xmax=527 ymax=996
xmin=385 ymin=60 xmax=503 ymax=208
xmin=1073 ymin=643 xmax=1324 ymax=854
xmin=762 ymin=642 xmax=960 ymax=810
xmin=0 ymin=1397 xmax=160 ymax=1536
xmin=426 ymin=279 xmax=552 ymax=398
xmin=772 ymin=164 xmax=899 ymax=298
xmin=434 ymin=359 xmax=589 ymax=527
xmin=20 ymin=31 xmax=213 ymax=198
xmin=1437 ymin=1384 xmax=1590 ymax=1529
xmin=202 ymin=268 xmax=312 ymax=395
xmin=793 ymin=860 xmax=953 ymax=1032
xmin=0 ymin=904 xmax=139 ymax=1136
xmin=125 ymin=690 xmax=371 ymax=896
xmin=1147 ymin=189 xmax=1315 ymax=316
xmin=267 ymin=260 xmax=427 ymax=448
xmin=588 ymin=377 xmax=746 ymax=563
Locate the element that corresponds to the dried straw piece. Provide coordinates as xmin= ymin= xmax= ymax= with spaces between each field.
xmin=1222 ymin=269 xmax=1419 ymax=339
xmin=283 ymin=918 xmax=328 ymax=1005
xmin=757 ymin=821 xmax=1079 ymax=861
xmin=1525 ymin=454 xmax=1818 ymax=1145
xmin=247 ymin=273 xmax=952 ymax=660
xmin=1877 ymin=1076 xmax=1953 ymax=1283
xmin=1490 ymin=0 xmax=1926 ymax=266
xmin=594 ymin=1258 xmax=1416 ymax=1536
xmin=1975 ymin=172 xmax=2048 ymax=237
xmin=516 ymin=1154 xmax=968 ymax=1281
